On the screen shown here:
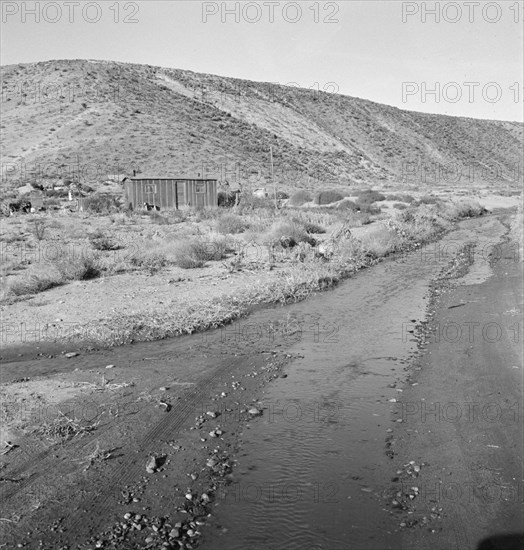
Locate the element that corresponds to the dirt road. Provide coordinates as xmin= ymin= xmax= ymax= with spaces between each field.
xmin=0 ymin=212 xmax=521 ymax=550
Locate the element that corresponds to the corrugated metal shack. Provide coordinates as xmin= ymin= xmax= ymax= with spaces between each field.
xmin=123 ymin=177 xmax=218 ymax=210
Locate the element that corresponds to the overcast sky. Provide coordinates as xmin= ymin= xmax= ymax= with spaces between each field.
xmin=1 ymin=1 xmax=523 ymax=121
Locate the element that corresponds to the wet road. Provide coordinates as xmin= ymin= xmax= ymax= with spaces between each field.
xmin=199 ymin=215 xmax=510 ymax=550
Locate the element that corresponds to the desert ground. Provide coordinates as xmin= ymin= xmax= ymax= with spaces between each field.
xmin=0 ymin=183 xmax=522 ymax=549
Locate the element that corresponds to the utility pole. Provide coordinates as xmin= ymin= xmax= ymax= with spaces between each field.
xmin=270 ymin=146 xmax=277 ymax=210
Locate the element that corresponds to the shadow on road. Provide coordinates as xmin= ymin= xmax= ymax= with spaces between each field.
xmin=477 ymin=534 xmax=524 ymax=550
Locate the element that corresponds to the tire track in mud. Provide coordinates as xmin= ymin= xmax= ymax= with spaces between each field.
xmin=0 ymin=393 xmax=160 ymax=501
xmin=1 ymin=347 xmax=231 ymax=498
xmin=31 ymin=353 xmax=256 ymax=546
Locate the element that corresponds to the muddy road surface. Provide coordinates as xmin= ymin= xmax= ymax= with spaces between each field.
xmin=0 ymin=212 xmax=521 ymax=550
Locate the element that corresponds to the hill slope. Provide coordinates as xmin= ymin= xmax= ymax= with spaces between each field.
xmin=1 ymin=59 xmax=522 ymax=192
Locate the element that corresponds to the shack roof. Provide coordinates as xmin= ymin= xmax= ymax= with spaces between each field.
xmin=125 ymin=176 xmax=217 ymax=182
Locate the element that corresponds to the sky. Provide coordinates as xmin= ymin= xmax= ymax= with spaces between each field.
xmin=1 ymin=0 xmax=523 ymax=121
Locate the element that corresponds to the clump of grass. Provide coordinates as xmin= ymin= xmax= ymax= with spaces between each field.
xmin=35 ymin=410 xmax=99 ymax=442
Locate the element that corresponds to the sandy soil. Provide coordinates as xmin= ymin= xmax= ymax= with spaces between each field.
xmin=0 ymin=264 xmax=280 ymax=347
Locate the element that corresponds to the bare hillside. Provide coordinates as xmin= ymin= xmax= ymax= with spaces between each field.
xmin=1 ymin=59 xmax=522 ymax=192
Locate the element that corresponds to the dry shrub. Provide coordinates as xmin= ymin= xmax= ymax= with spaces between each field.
xmin=287 ymin=190 xmax=312 ymax=206
xmin=356 ymin=189 xmax=386 ymax=203
xmin=266 ymin=220 xmax=316 ymax=246
xmin=218 ymin=191 xmax=239 ymax=207
xmin=89 ymin=229 xmax=121 ymax=251
xmin=358 ymin=213 xmax=372 ymax=225
xmin=237 ymin=194 xmax=275 ymax=212
xmin=332 ymin=211 xmax=371 ymax=227
xmin=28 ymin=219 xmax=47 ymax=241
xmin=510 ymin=201 xmax=523 ymax=262
xmin=83 ymin=195 xmax=120 ymax=213
xmin=172 ymin=235 xmax=230 ymax=269
xmin=6 ymin=266 xmax=62 ymax=296
xmin=336 ymin=199 xmax=359 ymax=211
xmin=439 ymin=200 xmax=485 ymax=219
xmin=391 ymin=205 xmax=451 ymax=244
xmin=4 ymin=252 xmax=102 ymax=298
xmin=35 ymin=411 xmax=98 ymax=442
xmin=130 ymin=249 xmax=168 ymax=274
xmin=148 ymin=211 xmax=172 ymax=225
xmin=357 ymin=226 xmax=401 ymax=258
xmin=386 ymin=193 xmax=415 ymax=203
xmin=417 ymin=195 xmax=440 ymax=205
xmin=1 ymin=230 xmax=25 ymax=243
xmin=290 ymin=216 xmax=325 ymax=234
xmin=215 ymin=213 xmax=248 ymax=234
xmin=53 ymin=253 xmax=102 ymax=280
xmin=355 ymin=201 xmax=381 ymax=214
xmin=314 ymin=190 xmax=344 ymax=205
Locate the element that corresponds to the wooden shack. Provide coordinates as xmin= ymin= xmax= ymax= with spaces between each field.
xmin=28 ymin=191 xmax=45 ymax=210
xmin=123 ymin=177 xmax=218 ymax=210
